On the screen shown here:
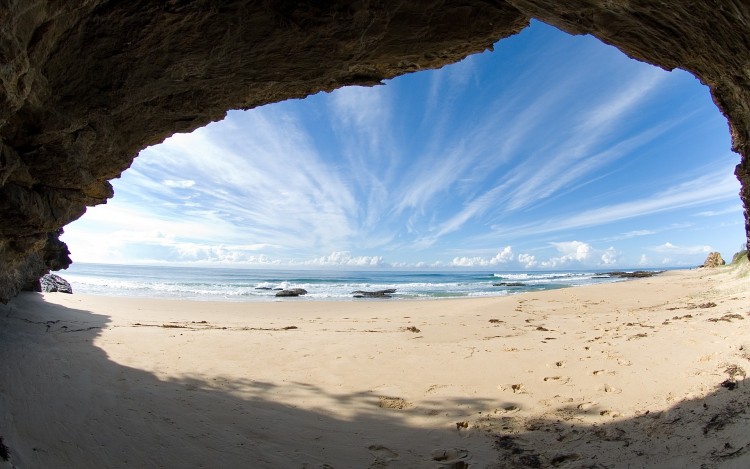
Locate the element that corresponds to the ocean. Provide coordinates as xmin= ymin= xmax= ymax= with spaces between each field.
xmin=59 ymin=263 xmax=666 ymax=302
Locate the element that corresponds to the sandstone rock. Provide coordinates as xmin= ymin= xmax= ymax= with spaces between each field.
xmin=702 ymin=252 xmax=726 ymax=268
xmin=275 ymin=288 xmax=308 ymax=297
xmin=39 ymin=273 xmax=73 ymax=294
xmin=1 ymin=1 xmax=750 ymax=301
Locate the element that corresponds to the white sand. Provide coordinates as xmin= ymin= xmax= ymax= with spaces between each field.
xmin=1 ymin=264 xmax=749 ymax=468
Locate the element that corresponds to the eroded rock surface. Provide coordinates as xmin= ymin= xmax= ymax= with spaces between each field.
xmin=39 ymin=273 xmax=72 ymax=294
xmin=702 ymin=252 xmax=726 ymax=268
xmin=1 ymin=1 xmax=749 ymax=301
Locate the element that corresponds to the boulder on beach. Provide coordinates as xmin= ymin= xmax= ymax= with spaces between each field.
xmin=702 ymin=252 xmax=725 ymax=268
xmin=275 ymin=288 xmax=308 ymax=297
xmin=39 ymin=273 xmax=73 ymax=294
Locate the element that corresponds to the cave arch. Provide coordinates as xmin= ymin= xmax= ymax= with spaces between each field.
xmin=1 ymin=1 xmax=748 ymax=301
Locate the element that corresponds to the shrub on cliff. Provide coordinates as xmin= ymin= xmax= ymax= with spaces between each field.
xmin=731 ymin=249 xmax=748 ymax=265
xmin=730 ymin=249 xmax=748 ymax=266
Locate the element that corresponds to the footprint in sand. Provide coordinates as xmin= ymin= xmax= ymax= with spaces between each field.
xmin=577 ymin=401 xmax=599 ymax=411
xmin=431 ymin=448 xmax=470 ymax=468
xmin=368 ymin=445 xmax=399 ymax=466
xmin=592 ymin=369 xmax=616 ymax=376
xmin=377 ymin=396 xmax=412 ymax=409
xmin=543 ymin=376 xmax=571 ymax=384
xmin=597 ymin=384 xmax=622 ymax=394
xmin=605 ymin=353 xmax=632 ymax=366
xmin=497 ymin=383 xmax=526 ymax=394
xmin=599 ymin=409 xmax=621 ymax=418
xmin=495 ymin=403 xmax=521 ymax=413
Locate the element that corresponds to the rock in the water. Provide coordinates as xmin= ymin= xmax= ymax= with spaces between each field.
xmin=493 ymin=282 xmax=525 ymax=287
xmin=351 ymin=289 xmax=397 ymax=298
xmin=39 ymin=273 xmax=73 ymax=294
xmin=605 ymin=271 xmax=661 ymax=278
xmin=275 ymin=288 xmax=308 ymax=297
xmin=702 ymin=252 xmax=726 ymax=268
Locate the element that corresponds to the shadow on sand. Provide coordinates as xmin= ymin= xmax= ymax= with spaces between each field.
xmin=1 ymin=293 xmax=749 ymax=468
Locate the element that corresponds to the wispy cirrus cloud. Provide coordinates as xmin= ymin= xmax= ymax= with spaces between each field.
xmin=694 ymin=205 xmax=743 ymax=217
xmin=600 ymin=223 xmax=693 ymax=242
xmin=402 ymin=58 xmax=676 ymax=249
xmin=485 ymin=166 xmax=739 ymax=241
xmin=650 ymin=242 xmax=712 ymax=255
xmin=162 ymin=179 xmax=196 ymax=189
xmin=503 ymin=68 xmax=667 ymax=211
xmin=62 ymin=21 xmax=739 ymax=268
xmin=72 ymin=106 xmax=369 ymax=261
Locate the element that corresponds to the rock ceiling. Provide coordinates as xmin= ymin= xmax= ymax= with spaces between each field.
xmin=1 ymin=1 xmax=748 ymax=301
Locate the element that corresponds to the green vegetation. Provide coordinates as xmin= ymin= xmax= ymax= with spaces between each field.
xmin=728 ymin=248 xmax=749 ymax=278
xmin=730 ymin=249 xmax=748 ymax=265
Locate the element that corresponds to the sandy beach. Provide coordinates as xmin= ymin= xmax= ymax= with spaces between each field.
xmin=1 ymin=263 xmax=749 ymax=468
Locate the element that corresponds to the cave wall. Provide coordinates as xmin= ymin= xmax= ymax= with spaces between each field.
xmin=1 ymin=0 xmax=748 ymax=301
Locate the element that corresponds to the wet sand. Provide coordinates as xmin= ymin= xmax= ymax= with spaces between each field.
xmin=1 ymin=264 xmax=749 ymax=468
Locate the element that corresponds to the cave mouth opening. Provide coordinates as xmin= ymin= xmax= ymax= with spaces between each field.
xmin=2 ymin=4 xmax=750 ymax=468
xmin=59 ymin=21 xmax=742 ymax=283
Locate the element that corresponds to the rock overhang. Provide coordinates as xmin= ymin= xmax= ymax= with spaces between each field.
xmin=1 ymin=1 xmax=748 ymax=301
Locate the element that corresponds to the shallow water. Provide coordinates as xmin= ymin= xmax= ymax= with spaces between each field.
xmin=59 ymin=263 xmax=669 ymax=302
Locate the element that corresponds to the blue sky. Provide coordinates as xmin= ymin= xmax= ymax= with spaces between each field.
xmin=62 ymin=21 xmax=745 ymax=269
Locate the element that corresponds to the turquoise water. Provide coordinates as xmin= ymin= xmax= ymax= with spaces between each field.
xmin=61 ymin=263 xmax=664 ymax=302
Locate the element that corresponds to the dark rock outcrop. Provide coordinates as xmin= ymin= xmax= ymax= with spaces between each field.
xmin=605 ymin=271 xmax=662 ymax=279
xmin=493 ymin=282 xmax=526 ymax=287
xmin=352 ymin=289 xmax=397 ymax=298
xmin=1 ymin=1 xmax=750 ymax=301
xmin=39 ymin=273 xmax=72 ymax=294
xmin=702 ymin=252 xmax=726 ymax=268
xmin=275 ymin=288 xmax=308 ymax=298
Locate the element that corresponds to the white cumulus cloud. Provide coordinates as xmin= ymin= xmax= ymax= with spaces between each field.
xmin=600 ymin=247 xmax=619 ymax=265
xmin=517 ymin=253 xmax=537 ymax=269
xmin=451 ymin=246 xmax=514 ymax=267
xmin=545 ymin=241 xmax=592 ymax=266
xmin=305 ymin=251 xmax=385 ymax=267
xmin=539 ymin=241 xmax=621 ymax=268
